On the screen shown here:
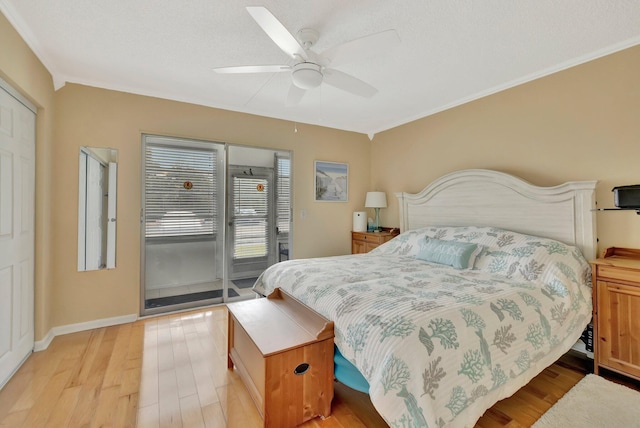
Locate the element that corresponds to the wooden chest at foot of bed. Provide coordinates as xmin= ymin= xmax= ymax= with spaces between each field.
xmin=227 ymin=288 xmax=335 ymax=427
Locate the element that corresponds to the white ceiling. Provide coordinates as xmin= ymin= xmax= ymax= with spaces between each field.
xmin=2 ymin=0 xmax=640 ymax=137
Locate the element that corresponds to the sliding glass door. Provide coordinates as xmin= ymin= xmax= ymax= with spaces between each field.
xmin=141 ymin=136 xmax=292 ymax=314
xmin=141 ymin=135 xmax=225 ymax=315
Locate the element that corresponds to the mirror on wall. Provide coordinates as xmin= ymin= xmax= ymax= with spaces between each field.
xmin=78 ymin=147 xmax=118 ymax=271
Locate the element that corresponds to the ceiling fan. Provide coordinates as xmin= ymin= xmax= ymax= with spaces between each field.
xmin=213 ymin=6 xmax=400 ymax=105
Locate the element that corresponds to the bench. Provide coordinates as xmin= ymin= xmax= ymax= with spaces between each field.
xmin=227 ymin=288 xmax=334 ymax=427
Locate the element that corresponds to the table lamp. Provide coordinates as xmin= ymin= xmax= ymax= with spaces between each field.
xmin=365 ymin=191 xmax=387 ymax=232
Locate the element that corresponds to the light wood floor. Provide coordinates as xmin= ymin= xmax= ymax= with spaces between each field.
xmin=0 ymin=306 xmax=635 ymax=427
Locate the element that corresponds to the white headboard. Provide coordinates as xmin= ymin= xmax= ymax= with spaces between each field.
xmin=395 ymin=169 xmax=597 ymax=260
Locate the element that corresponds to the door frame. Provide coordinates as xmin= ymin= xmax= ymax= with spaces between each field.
xmin=139 ymin=136 xmax=293 ymax=314
xmin=226 ymin=165 xmax=276 ymax=282
xmin=139 ymin=135 xmax=227 ymax=316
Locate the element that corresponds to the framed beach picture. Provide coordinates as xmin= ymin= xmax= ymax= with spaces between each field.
xmin=315 ymin=161 xmax=348 ymax=202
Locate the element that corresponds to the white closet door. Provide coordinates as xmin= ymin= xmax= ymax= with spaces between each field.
xmin=0 ymin=83 xmax=36 ymax=388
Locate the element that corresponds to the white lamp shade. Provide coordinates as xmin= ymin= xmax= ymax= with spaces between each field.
xmin=365 ymin=191 xmax=387 ymax=208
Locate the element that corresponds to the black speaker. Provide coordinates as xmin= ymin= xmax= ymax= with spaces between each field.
xmin=580 ymin=323 xmax=593 ymax=353
xmin=612 ymin=185 xmax=640 ymax=209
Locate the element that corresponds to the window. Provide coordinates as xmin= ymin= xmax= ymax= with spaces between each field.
xmin=144 ymin=142 xmax=218 ymax=238
xmin=232 ymin=176 xmax=268 ymax=259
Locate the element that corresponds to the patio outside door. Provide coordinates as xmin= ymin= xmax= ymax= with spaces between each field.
xmin=227 ymin=166 xmax=275 ymax=282
xmin=141 ymin=135 xmax=225 ymax=314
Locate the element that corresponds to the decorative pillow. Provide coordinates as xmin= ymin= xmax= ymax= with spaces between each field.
xmin=407 ymin=225 xmax=591 ymax=286
xmin=371 ymin=225 xmax=591 ymax=287
xmin=416 ymin=237 xmax=480 ymax=269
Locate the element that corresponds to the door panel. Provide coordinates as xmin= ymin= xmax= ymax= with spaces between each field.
xmin=0 ymin=267 xmax=11 ymax=357
xmin=141 ymin=139 xmax=292 ymax=311
xmin=141 ymin=136 xmax=225 ymax=314
xmin=0 ymin=83 xmax=35 ymax=388
xmin=597 ymin=280 xmax=640 ymax=377
xmin=228 ymin=169 xmax=274 ymax=279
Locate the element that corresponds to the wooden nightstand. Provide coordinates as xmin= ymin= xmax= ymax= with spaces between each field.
xmin=591 ymin=247 xmax=640 ymax=381
xmin=352 ymin=229 xmax=399 ymax=254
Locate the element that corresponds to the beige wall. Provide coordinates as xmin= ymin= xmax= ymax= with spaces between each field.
xmin=0 ymin=13 xmax=55 ymax=340
xmin=53 ymin=84 xmax=371 ymax=326
xmin=372 ymin=45 xmax=640 ymax=254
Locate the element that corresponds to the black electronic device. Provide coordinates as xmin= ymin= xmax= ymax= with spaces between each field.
xmin=612 ymin=185 xmax=640 ymax=209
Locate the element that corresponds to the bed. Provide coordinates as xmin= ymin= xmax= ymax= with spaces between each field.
xmin=253 ymin=169 xmax=597 ymax=427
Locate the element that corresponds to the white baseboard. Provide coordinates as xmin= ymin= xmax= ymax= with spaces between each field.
xmin=33 ymin=313 xmax=138 ymax=352
xmin=33 ymin=329 xmax=55 ymax=352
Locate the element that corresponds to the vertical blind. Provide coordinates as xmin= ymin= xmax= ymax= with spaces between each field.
xmin=276 ymin=155 xmax=291 ymax=234
xmin=145 ymin=143 xmax=217 ymax=238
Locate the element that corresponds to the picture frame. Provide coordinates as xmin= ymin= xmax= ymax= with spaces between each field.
xmin=315 ymin=161 xmax=348 ymax=202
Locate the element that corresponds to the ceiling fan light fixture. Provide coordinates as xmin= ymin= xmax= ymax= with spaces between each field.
xmin=292 ymin=62 xmax=323 ymax=89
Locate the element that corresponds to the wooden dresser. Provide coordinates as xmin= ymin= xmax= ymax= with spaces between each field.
xmin=591 ymin=247 xmax=640 ymax=380
xmin=352 ymin=229 xmax=399 ymax=254
xmin=227 ymin=289 xmax=334 ymax=427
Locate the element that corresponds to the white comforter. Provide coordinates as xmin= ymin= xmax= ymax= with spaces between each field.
xmin=254 ymin=226 xmax=592 ymax=427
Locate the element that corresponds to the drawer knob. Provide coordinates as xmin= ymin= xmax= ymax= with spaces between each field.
xmin=294 ymin=363 xmax=310 ymax=375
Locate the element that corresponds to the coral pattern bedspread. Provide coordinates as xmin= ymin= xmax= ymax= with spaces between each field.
xmin=253 ymin=227 xmax=592 ymax=427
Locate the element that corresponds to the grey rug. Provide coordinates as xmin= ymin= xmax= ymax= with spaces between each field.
xmin=231 ymin=277 xmax=258 ymax=289
xmin=532 ymin=374 xmax=640 ymax=427
xmin=145 ymin=288 xmax=238 ymax=308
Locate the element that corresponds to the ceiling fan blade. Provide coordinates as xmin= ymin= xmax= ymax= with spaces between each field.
xmin=320 ymin=29 xmax=400 ymax=67
xmin=286 ymin=84 xmax=306 ymax=106
xmin=213 ymin=65 xmax=291 ymax=74
xmin=323 ymin=69 xmax=378 ymax=98
xmin=246 ymin=6 xmax=307 ymax=60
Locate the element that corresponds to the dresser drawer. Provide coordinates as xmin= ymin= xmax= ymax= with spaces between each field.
xmin=351 ymin=230 xmax=398 ymax=254
xmin=597 ymin=265 xmax=640 ymax=284
xmin=352 ymin=231 xmax=385 ymax=244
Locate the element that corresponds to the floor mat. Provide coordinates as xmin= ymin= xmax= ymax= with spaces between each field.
xmin=145 ymin=288 xmax=239 ymax=309
xmin=532 ymin=374 xmax=640 ymax=427
xmin=231 ymin=277 xmax=258 ymax=289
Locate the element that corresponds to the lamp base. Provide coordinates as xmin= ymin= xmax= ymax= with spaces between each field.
xmin=374 ymin=208 xmax=381 ymax=232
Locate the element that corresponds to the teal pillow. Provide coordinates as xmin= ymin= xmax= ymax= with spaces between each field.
xmin=417 ymin=237 xmax=479 ymax=269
